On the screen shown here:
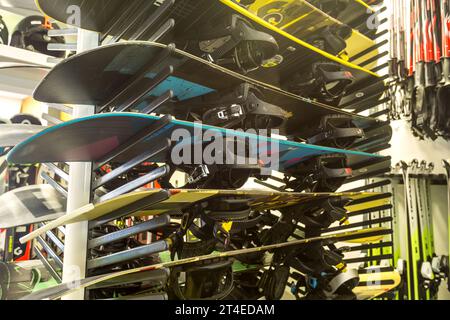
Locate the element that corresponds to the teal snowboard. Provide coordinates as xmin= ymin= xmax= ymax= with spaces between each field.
xmin=7 ymin=113 xmax=381 ymax=173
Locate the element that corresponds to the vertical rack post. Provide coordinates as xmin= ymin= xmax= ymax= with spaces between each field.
xmin=61 ymin=29 xmax=99 ymax=300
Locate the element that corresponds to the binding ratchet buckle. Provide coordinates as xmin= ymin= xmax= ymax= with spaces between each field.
xmin=203 ymin=104 xmax=244 ymax=127
xmin=187 ymin=165 xmax=210 ymax=185
xmin=198 ymin=83 xmax=289 ymax=129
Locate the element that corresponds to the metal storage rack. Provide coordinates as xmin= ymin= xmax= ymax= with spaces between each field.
xmin=4 ymin=0 xmax=398 ymax=300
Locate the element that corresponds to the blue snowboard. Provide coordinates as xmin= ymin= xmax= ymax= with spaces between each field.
xmin=7 ymin=113 xmax=381 ymax=173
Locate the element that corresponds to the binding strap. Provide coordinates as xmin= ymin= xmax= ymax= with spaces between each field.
xmin=307 ymin=115 xmax=364 ymax=148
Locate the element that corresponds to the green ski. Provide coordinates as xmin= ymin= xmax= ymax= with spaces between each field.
xmin=400 ymin=161 xmax=421 ymax=300
xmin=444 ymin=160 xmax=450 ymax=291
xmin=412 ymin=160 xmax=433 ymax=299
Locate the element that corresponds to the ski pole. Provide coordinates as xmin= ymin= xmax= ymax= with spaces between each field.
xmin=405 ymin=0 xmax=416 ymax=119
xmin=412 ymin=0 xmax=427 ymax=137
xmin=389 ymin=0 xmax=401 ymax=119
xmin=422 ymin=0 xmax=439 ymax=139
xmin=428 ymin=0 xmax=442 ymax=133
xmin=424 ymin=0 xmax=437 ymax=88
xmin=436 ymin=0 xmax=450 ymax=136
xmin=398 ymin=0 xmax=408 ymax=80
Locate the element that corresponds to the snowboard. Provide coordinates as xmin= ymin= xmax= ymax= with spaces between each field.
xmin=0 ymin=185 xmax=66 ymax=229
xmin=6 ymin=112 xmax=380 ymax=168
xmin=245 ymin=0 xmax=379 ymax=68
xmin=20 ymin=259 xmax=400 ymax=300
xmin=32 ymin=41 xmax=385 ymax=143
xmin=221 ymin=0 xmax=382 ymax=101
xmin=35 ymin=0 xmax=381 ymax=101
xmin=19 ymin=187 xmax=372 ymax=244
xmin=28 ymin=267 xmax=400 ymax=301
xmin=0 ymin=125 xmax=44 ymax=148
xmin=20 ymin=227 xmax=389 ymax=300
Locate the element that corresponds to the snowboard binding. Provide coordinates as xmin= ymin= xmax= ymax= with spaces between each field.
xmin=288 ymin=243 xmax=359 ymax=300
xmin=284 ymin=196 xmax=351 ymax=230
xmin=183 ymin=197 xmax=274 ymax=255
xmin=258 ymin=197 xmax=351 ymax=250
xmin=196 ymin=14 xmax=279 ymax=73
xmin=260 ymin=264 xmax=291 ymax=300
xmin=306 ymin=115 xmax=365 ymax=149
xmin=167 ymin=134 xmax=264 ymax=190
xmin=287 ymin=61 xmax=354 ymax=105
xmin=168 ymin=258 xmax=235 ymax=300
xmin=309 ymin=26 xmax=352 ymax=57
xmin=181 ymin=165 xmax=258 ymax=190
xmin=285 ymin=26 xmax=354 ymax=105
xmin=283 ymin=154 xmax=352 ymax=192
xmin=186 ymin=84 xmax=290 ymax=130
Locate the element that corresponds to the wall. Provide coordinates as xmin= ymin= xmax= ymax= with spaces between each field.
xmin=384 ymin=121 xmax=450 ymax=175
xmin=1 ymin=10 xmax=25 ymax=43
xmin=0 ymin=10 xmax=30 ymax=117
xmin=0 ymin=94 xmax=21 ymax=118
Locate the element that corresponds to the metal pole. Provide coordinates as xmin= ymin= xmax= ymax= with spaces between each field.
xmin=61 ymin=29 xmax=99 ymax=300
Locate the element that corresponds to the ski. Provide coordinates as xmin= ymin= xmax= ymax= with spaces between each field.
xmin=444 ymin=159 xmax=450 ymax=291
xmin=400 ymin=161 xmax=421 ymax=300
xmin=421 ymin=162 xmax=436 ymax=264
xmin=421 ymin=161 xmax=444 ymax=298
xmin=388 ymin=166 xmax=408 ymax=299
xmin=412 ymin=160 xmax=434 ymax=299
